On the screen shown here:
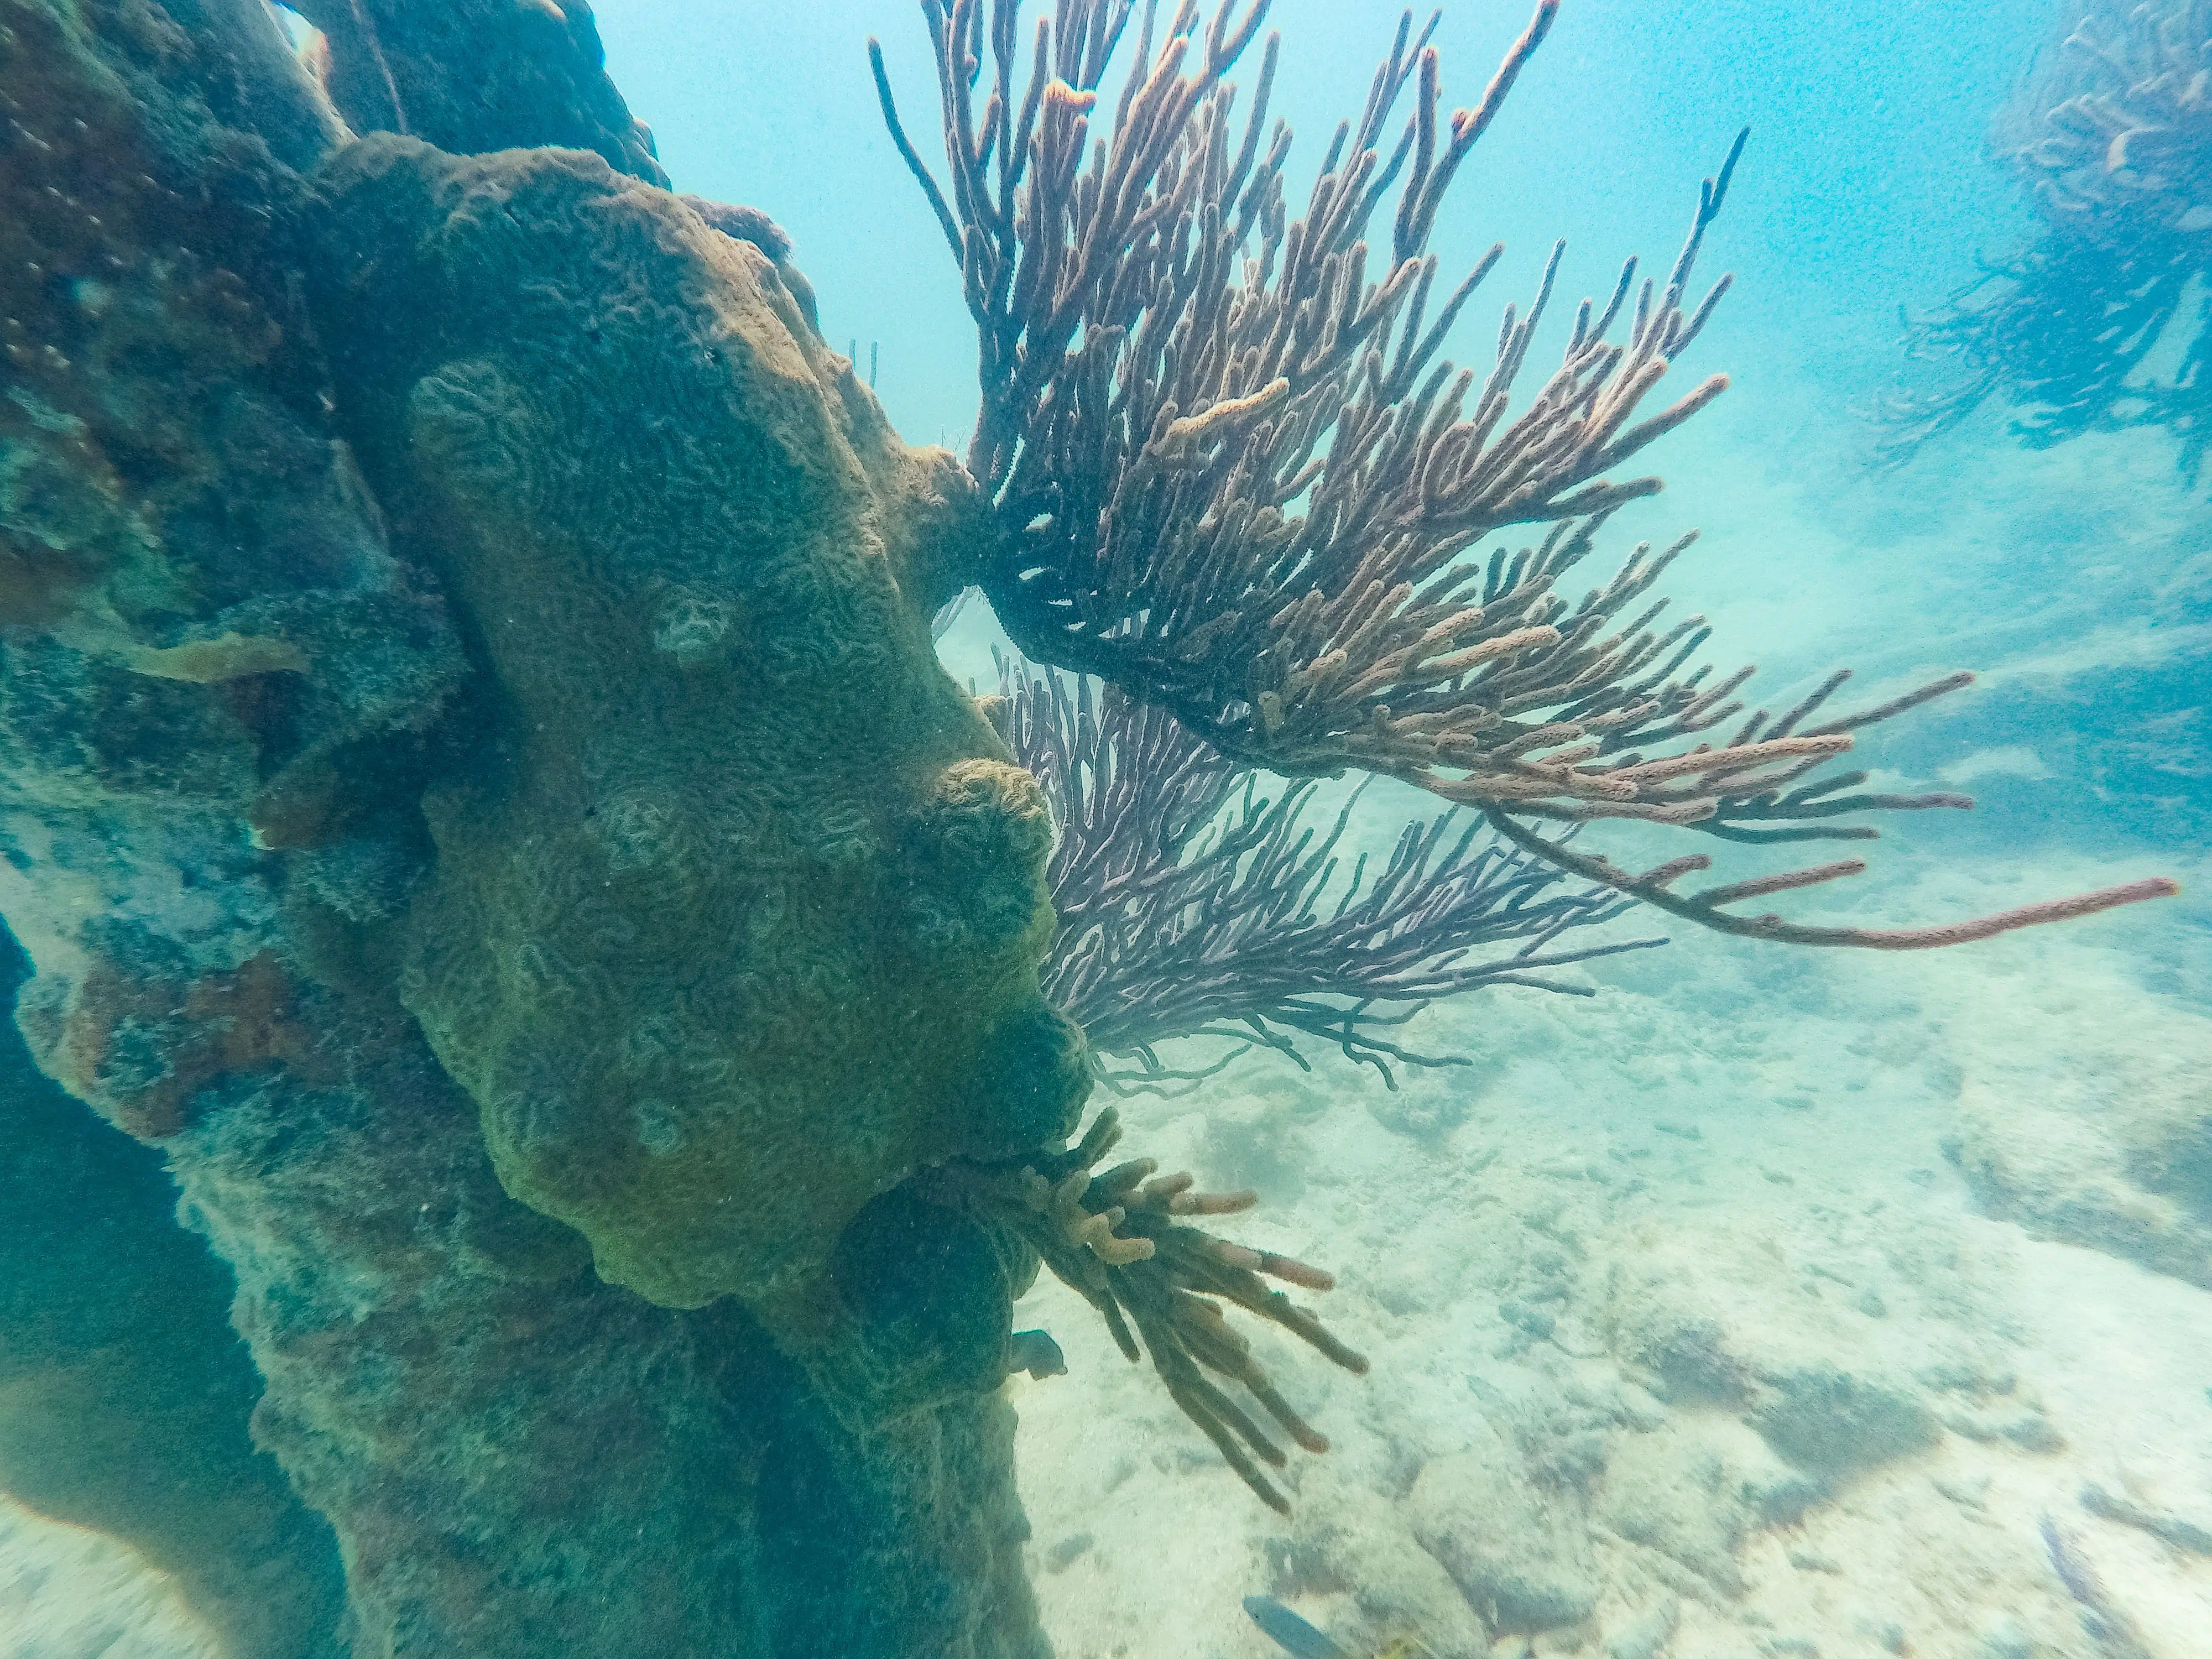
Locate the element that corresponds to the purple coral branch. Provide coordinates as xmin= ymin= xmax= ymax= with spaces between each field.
xmin=1002 ymin=659 xmax=1665 ymax=1088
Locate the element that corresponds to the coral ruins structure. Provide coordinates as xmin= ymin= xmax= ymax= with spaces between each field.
xmin=0 ymin=2 xmax=2178 ymax=1656
xmin=3 ymin=1 xmax=1062 ymax=1652
xmin=1884 ymin=0 xmax=2212 ymax=472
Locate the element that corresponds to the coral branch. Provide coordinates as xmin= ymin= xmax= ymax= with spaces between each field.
xmin=868 ymin=36 xmax=963 ymax=259
xmin=1484 ymin=810 xmax=2180 ymax=950
xmin=1003 ymin=660 xmax=1665 ymax=1087
xmin=880 ymin=0 xmax=1746 ymax=784
xmin=928 ymin=1106 xmax=1366 ymax=1513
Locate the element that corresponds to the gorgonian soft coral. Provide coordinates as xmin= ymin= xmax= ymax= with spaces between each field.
xmin=1884 ymin=0 xmax=2212 ymax=473
xmin=877 ymin=0 xmax=2176 ymax=947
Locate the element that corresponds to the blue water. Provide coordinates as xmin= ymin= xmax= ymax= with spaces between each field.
xmin=600 ymin=0 xmax=2209 ymax=871
xmin=600 ymin=0 xmax=2053 ymax=440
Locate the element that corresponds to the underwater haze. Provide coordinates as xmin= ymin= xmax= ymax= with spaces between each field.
xmin=609 ymin=0 xmax=2209 ymax=857
xmin=3 ymin=2 xmax=2208 ymax=1657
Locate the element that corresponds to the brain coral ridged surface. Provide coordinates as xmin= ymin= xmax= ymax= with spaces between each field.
xmin=305 ymin=134 xmax=1089 ymax=1310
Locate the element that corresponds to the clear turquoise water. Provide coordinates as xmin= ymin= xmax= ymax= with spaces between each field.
xmin=597 ymin=0 xmax=2208 ymax=874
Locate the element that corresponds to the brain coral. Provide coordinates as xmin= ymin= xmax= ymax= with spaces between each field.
xmin=302 ymin=133 xmax=1090 ymax=1310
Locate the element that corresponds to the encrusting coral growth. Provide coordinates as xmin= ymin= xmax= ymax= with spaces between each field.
xmin=1884 ymin=0 xmax=2212 ymax=473
xmin=875 ymin=0 xmax=2178 ymax=947
xmin=0 ymin=0 xmax=2187 ymax=1653
xmin=1002 ymin=659 xmax=1658 ymax=1089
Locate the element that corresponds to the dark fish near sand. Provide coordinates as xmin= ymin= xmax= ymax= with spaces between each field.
xmin=1243 ymin=1598 xmax=1353 ymax=1659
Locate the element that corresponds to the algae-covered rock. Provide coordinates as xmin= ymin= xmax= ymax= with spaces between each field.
xmin=2 ymin=2 xmax=1072 ymax=1653
xmin=1947 ymin=1053 xmax=2211 ymax=1290
xmin=287 ymin=0 xmax=667 ymax=185
xmin=0 ymin=0 xmax=465 ymax=1120
xmin=1289 ymin=1466 xmax=1491 ymax=1657
xmin=1595 ymin=1417 xmax=1817 ymax=1597
xmin=1603 ymin=1224 xmax=1948 ymax=1494
xmin=1747 ymin=1359 xmax=1942 ymax=1478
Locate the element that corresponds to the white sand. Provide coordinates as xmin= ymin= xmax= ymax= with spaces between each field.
xmin=0 ymin=1498 xmax=217 ymax=1659
xmin=1011 ymin=857 xmax=2212 ymax=1659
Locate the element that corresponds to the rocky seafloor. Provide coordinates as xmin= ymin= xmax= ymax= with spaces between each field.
xmin=1008 ymin=859 xmax=2211 ymax=1659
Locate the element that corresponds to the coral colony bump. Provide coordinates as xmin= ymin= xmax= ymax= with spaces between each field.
xmin=0 ymin=2 xmax=2185 ymax=1657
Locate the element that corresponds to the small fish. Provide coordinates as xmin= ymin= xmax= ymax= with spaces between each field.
xmin=1007 ymin=1328 xmax=1066 ymax=1380
xmin=1242 ymin=1597 xmax=1438 ymax=1659
xmin=1243 ymin=1598 xmax=1353 ymax=1659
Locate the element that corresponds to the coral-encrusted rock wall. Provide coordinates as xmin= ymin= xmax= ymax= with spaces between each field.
xmin=0 ymin=923 xmax=349 ymax=1659
xmin=303 ymin=131 xmax=1081 ymax=1312
xmin=2 ymin=1 xmax=1074 ymax=1652
xmin=285 ymin=0 xmax=671 ymax=187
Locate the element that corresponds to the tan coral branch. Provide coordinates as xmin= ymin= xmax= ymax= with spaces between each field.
xmin=930 ymin=1104 xmax=1365 ymax=1513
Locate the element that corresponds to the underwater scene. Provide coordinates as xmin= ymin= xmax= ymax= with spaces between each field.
xmin=1 ymin=1 xmax=2207 ymax=1656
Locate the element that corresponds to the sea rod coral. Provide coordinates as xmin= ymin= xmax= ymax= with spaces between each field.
xmin=0 ymin=0 xmax=2182 ymax=1655
xmin=1002 ymin=659 xmax=1660 ymax=1090
xmin=1884 ymin=0 xmax=2212 ymax=472
xmin=873 ymin=0 xmax=2177 ymax=947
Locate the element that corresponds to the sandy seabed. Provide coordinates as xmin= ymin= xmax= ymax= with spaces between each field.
xmin=0 ymin=1498 xmax=216 ymax=1659
xmin=1004 ymin=848 xmax=2211 ymax=1659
